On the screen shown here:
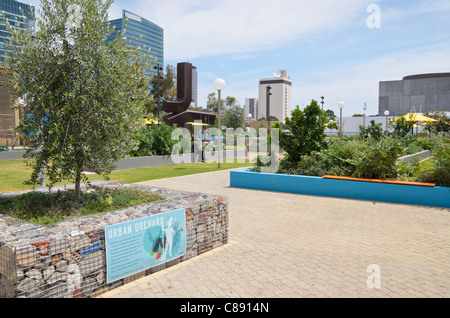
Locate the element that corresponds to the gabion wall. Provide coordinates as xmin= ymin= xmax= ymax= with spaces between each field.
xmin=0 ymin=182 xmax=228 ymax=298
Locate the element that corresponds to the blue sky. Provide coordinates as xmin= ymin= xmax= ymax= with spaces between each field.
xmin=25 ymin=0 xmax=450 ymax=116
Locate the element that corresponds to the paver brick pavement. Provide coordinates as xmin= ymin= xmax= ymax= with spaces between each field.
xmin=99 ymin=169 xmax=449 ymax=298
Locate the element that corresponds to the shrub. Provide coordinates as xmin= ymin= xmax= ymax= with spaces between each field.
xmin=404 ymin=141 xmax=424 ymax=155
xmin=0 ymin=187 xmax=164 ymax=225
xmin=278 ymin=137 xmax=404 ymax=180
xmin=130 ymin=124 xmax=177 ymax=157
xmin=279 ymin=100 xmax=337 ymax=165
xmin=417 ymin=139 xmax=450 ymax=187
xmin=351 ymin=138 xmax=404 ymax=180
xmin=388 ymin=116 xmax=414 ymax=139
xmin=359 ymin=120 xmax=384 ymax=141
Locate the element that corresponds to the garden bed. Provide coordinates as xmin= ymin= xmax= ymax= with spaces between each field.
xmin=0 ymin=181 xmax=228 ymax=298
xmin=230 ymin=169 xmax=450 ymax=209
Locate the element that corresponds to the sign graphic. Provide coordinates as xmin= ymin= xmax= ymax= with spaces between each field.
xmin=125 ymin=11 xmax=142 ymax=23
xmin=105 ymin=209 xmax=186 ymax=284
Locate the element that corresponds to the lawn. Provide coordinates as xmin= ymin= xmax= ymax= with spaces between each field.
xmin=0 ymin=159 xmax=252 ymax=193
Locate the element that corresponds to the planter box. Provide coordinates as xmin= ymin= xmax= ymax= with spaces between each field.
xmin=230 ymin=169 xmax=450 ymax=209
xmin=0 ymin=181 xmax=228 ymax=298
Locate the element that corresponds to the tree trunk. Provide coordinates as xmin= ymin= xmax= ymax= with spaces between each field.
xmin=75 ymin=169 xmax=81 ymax=202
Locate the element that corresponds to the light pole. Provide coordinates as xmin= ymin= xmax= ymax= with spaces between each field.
xmin=321 ymin=96 xmax=325 ymax=110
xmin=384 ymin=110 xmax=390 ymax=131
xmin=266 ymin=85 xmax=272 ymax=133
xmin=338 ymin=101 xmax=345 ymax=140
xmin=153 ymin=64 xmax=163 ymax=125
xmin=214 ymin=78 xmax=226 ymax=168
xmin=363 ymin=103 xmax=367 ymax=128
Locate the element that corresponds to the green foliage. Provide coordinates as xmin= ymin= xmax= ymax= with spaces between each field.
xmin=359 ymin=120 xmax=384 ymax=141
xmin=206 ymin=94 xmax=240 ymax=114
xmin=0 ymin=187 xmax=164 ymax=225
xmin=388 ymin=116 xmax=414 ymax=139
xmin=279 ymin=138 xmax=405 ymax=180
xmin=130 ymin=124 xmax=177 ymax=157
xmin=280 ymin=100 xmax=337 ymax=165
xmin=350 ymin=138 xmax=404 ymax=179
xmin=424 ymin=111 xmax=450 ymax=135
xmin=417 ymin=138 xmax=450 ymax=186
xmin=403 ymin=140 xmax=424 ymax=155
xmin=222 ymin=104 xmax=246 ymax=130
xmin=148 ymin=64 xmax=177 ymax=118
xmin=2 ymin=0 xmax=154 ymax=200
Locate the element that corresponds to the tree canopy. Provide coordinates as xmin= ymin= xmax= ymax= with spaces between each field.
xmin=2 ymin=0 xmax=154 ymax=199
xmin=280 ymin=100 xmax=338 ymax=165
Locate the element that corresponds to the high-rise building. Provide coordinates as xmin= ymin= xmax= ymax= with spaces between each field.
xmin=0 ymin=0 xmax=34 ymax=62
xmin=257 ymin=70 xmax=292 ymax=123
xmin=108 ymin=10 xmax=164 ymax=78
xmin=244 ymin=98 xmax=257 ymax=120
xmin=191 ymin=65 xmax=198 ymax=108
xmin=0 ymin=0 xmax=34 ymax=145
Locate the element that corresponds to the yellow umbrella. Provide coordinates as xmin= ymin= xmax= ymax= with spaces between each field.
xmin=392 ymin=113 xmax=437 ymax=123
xmin=142 ymin=118 xmax=159 ymax=125
xmin=186 ymin=122 xmax=209 ymax=126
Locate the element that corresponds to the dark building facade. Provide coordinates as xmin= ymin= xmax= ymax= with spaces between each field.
xmin=379 ymin=73 xmax=450 ymax=116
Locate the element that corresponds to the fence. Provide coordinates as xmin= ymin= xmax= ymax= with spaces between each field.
xmin=0 ymin=181 xmax=228 ymax=298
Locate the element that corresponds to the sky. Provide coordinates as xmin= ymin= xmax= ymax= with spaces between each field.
xmin=23 ymin=0 xmax=450 ymax=117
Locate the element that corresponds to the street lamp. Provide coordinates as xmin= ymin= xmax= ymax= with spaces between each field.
xmin=321 ymin=96 xmax=325 ymax=110
xmin=214 ymin=78 xmax=226 ymax=168
xmin=266 ymin=85 xmax=272 ymax=133
xmin=363 ymin=103 xmax=367 ymax=128
xmin=384 ymin=110 xmax=390 ymax=131
xmin=153 ymin=64 xmax=163 ymax=125
xmin=338 ymin=101 xmax=345 ymax=140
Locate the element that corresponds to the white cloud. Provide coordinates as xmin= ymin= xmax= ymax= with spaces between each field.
xmin=293 ymin=43 xmax=450 ymax=116
xmin=134 ymin=0 xmax=372 ymax=60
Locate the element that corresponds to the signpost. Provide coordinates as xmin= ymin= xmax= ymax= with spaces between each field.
xmin=105 ymin=209 xmax=186 ymax=284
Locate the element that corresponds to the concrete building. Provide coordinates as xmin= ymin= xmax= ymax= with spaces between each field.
xmin=379 ymin=73 xmax=450 ymax=116
xmin=257 ymin=70 xmax=292 ymax=123
xmin=108 ymin=10 xmax=164 ymax=78
xmin=244 ymin=98 xmax=257 ymax=120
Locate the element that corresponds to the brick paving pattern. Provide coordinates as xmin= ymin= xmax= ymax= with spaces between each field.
xmin=99 ymin=169 xmax=449 ymax=298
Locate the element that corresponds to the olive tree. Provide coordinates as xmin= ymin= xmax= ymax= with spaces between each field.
xmin=2 ymin=0 xmax=154 ymax=200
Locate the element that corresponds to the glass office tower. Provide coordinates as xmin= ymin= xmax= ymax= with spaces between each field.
xmin=0 ymin=0 xmax=34 ymax=146
xmin=108 ymin=10 xmax=164 ymax=78
xmin=0 ymin=0 xmax=34 ymax=63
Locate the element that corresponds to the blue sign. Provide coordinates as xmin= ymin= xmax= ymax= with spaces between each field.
xmin=104 ymin=209 xmax=186 ymax=284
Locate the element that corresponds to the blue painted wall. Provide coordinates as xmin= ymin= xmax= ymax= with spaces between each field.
xmin=230 ymin=169 xmax=450 ymax=209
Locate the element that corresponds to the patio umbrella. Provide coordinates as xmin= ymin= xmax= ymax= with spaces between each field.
xmin=142 ymin=118 xmax=159 ymax=125
xmin=392 ymin=113 xmax=437 ymax=135
xmin=392 ymin=113 xmax=437 ymax=123
xmin=186 ymin=122 xmax=209 ymax=126
xmin=135 ymin=118 xmax=157 ymax=125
